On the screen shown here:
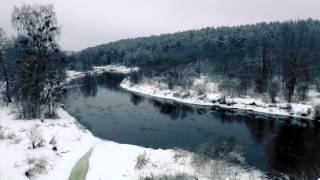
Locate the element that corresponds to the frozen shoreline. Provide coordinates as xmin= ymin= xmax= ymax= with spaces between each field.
xmin=0 ymin=66 xmax=266 ymax=180
xmin=0 ymin=106 xmax=265 ymax=180
xmin=120 ymin=79 xmax=318 ymax=121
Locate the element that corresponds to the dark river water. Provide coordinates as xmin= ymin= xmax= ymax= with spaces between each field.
xmin=64 ymin=73 xmax=320 ymax=179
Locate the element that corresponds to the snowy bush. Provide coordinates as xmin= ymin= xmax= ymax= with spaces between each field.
xmin=6 ymin=132 xmax=15 ymax=139
xmin=268 ymin=78 xmax=280 ymax=103
xmin=314 ymin=105 xmax=320 ymax=120
xmin=0 ymin=125 xmax=5 ymax=140
xmin=25 ymin=156 xmax=48 ymax=178
xmin=218 ymin=78 xmax=241 ymax=97
xmin=194 ymin=83 xmax=206 ymax=95
xmin=172 ymin=148 xmax=188 ymax=162
xmin=194 ymin=139 xmax=244 ymax=165
xmin=129 ymin=71 xmax=142 ymax=84
xmin=135 ymin=151 xmax=150 ymax=169
xmin=139 ymin=173 xmax=195 ymax=180
xmin=49 ymin=135 xmax=57 ymax=146
xmin=218 ymin=96 xmax=226 ymax=104
xmin=296 ymin=82 xmax=309 ymax=101
xmin=28 ymin=126 xmax=45 ymax=149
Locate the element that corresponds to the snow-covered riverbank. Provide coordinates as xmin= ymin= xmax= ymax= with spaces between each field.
xmin=0 ymin=106 xmax=99 ymax=180
xmin=120 ymin=78 xmax=320 ymax=121
xmin=66 ymin=64 xmax=139 ymax=82
xmin=0 ymin=105 xmax=265 ymax=180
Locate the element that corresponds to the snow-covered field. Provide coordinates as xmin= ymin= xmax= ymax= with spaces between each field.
xmin=120 ymin=77 xmax=320 ymax=120
xmin=0 ymin=105 xmax=265 ymax=180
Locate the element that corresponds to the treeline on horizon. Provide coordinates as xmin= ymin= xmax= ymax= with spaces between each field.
xmin=70 ymin=19 xmax=320 ymax=103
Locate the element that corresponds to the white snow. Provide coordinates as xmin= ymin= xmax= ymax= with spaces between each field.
xmin=65 ymin=70 xmax=85 ymax=82
xmin=0 ymin=105 xmax=99 ymax=180
xmin=120 ymin=77 xmax=319 ymax=120
xmin=92 ymin=65 xmax=139 ymax=74
xmin=87 ymin=143 xmax=264 ymax=180
xmin=0 ymin=68 xmax=271 ymax=179
xmin=65 ymin=64 xmax=139 ymax=82
xmin=0 ymin=104 xmax=265 ymax=180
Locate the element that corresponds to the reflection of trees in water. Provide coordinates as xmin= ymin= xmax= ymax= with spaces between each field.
xmin=210 ymin=108 xmax=320 ymax=178
xmin=267 ymin=123 xmax=320 ymax=179
xmin=130 ymin=94 xmax=144 ymax=106
xmin=96 ymin=72 xmax=125 ymax=91
xmin=80 ymin=75 xmax=98 ymax=97
xmin=79 ymin=72 xmax=126 ymax=96
xmin=211 ymin=109 xmax=278 ymax=145
xmin=244 ymin=117 xmax=275 ymax=144
xmin=150 ymin=100 xmax=195 ymax=120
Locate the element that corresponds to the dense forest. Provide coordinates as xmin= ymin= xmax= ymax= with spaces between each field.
xmin=70 ymin=19 xmax=320 ymax=103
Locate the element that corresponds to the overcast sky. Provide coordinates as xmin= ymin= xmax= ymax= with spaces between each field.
xmin=1 ymin=0 xmax=320 ymax=51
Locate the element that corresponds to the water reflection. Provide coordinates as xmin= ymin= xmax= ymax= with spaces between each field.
xmin=80 ymin=75 xmax=98 ymax=97
xmin=267 ymin=124 xmax=320 ymax=179
xmin=151 ymin=100 xmax=195 ymax=120
xmin=64 ymin=73 xmax=320 ymax=179
xmin=130 ymin=94 xmax=144 ymax=106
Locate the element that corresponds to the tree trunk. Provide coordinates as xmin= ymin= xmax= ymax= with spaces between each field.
xmin=0 ymin=52 xmax=11 ymax=103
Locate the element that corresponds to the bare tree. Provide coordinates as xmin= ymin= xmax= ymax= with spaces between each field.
xmin=12 ymin=4 xmax=65 ymax=119
xmin=268 ymin=78 xmax=281 ymax=103
xmin=0 ymin=29 xmax=12 ymax=103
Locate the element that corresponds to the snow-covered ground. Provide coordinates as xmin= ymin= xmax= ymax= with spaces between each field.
xmin=88 ymin=142 xmax=264 ymax=180
xmin=120 ymin=77 xmax=320 ymax=120
xmin=0 ymin=66 xmax=296 ymax=179
xmin=65 ymin=64 xmax=139 ymax=82
xmin=0 ymin=105 xmax=99 ymax=180
xmin=92 ymin=65 xmax=139 ymax=74
xmin=0 ymin=67 xmax=265 ymax=179
xmin=0 ymin=105 xmax=265 ymax=180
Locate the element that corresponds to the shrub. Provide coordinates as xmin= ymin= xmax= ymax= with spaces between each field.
xmin=129 ymin=71 xmax=141 ymax=84
xmin=49 ymin=135 xmax=57 ymax=146
xmin=296 ymin=82 xmax=309 ymax=101
xmin=140 ymin=173 xmax=194 ymax=180
xmin=135 ymin=151 xmax=150 ymax=169
xmin=218 ymin=78 xmax=241 ymax=97
xmin=172 ymin=148 xmax=188 ymax=162
xmin=268 ymin=78 xmax=281 ymax=103
xmin=28 ymin=126 xmax=45 ymax=149
xmin=0 ymin=125 xmax=5 ymax=140
xmin=194 ymin=138 xmax=244 ymax=165
xmin=314 ymin=105 xmax=320 ymax=120
xmin=194 ymin=83 xmax=206 ymax=95
xmin=25 ymin=156 xmax=48 ymax=178
xmin=6 ymin=132 xmax=17 ymax=140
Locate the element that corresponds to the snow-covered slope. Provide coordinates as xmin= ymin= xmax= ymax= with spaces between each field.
xmin=0 ymin=104 xmax=265 ymax=180
xmin=120 ymin=78 xmax=318 ymax=120
xmin=0 ymin=106 xmax=99 ymax=180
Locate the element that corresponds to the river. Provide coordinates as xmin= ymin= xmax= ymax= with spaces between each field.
xmin=64 ymin=72 xmax=320 ymax=179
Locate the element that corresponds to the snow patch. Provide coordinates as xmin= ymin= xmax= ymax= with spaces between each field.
xmin=121 ymin=78 xmax=319 ymax=120
xmin=66 ymin=64 xmax=139 ymax=82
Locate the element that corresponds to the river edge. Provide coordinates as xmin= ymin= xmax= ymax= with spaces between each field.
xmin=0 ymin=66 xmax=266 ymax=180
xmin=120 ymin=78 xmax=320 ymax=122
xmin=0 ymin=105 xmax=266 ymax=180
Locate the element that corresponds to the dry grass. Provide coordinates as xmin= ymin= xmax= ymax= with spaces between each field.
xmin=135 ymin=151 xmax=150 ymax=169
xmin=139 ymin=172 xmax=195 ymax=180
xmin=25 ymin=156 xmax=48 ymax=178
xmin=28 ymin=125 xmax=45 ymax=149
